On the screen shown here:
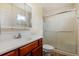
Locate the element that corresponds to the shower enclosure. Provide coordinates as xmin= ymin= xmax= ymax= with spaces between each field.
xmin=43 ymin=9 xmax=78 ymax=54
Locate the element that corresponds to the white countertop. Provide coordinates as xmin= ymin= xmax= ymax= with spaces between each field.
xmin=0 ymin=33 xmax=43 ymax=55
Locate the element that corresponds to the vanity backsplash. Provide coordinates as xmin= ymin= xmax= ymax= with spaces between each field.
xmin=0 ymin=31 xmax=31 ymax=41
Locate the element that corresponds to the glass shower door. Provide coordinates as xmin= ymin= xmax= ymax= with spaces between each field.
xmin=44 ymin=10 xmax=77 ymax=54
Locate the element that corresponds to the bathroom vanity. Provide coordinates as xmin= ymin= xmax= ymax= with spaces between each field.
xmin=0 ymin=37 xmax=43 ymax=56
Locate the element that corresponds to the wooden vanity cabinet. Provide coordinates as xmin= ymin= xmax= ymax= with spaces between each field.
xmin=19 ymin=38 xmax=43 ymax=56
xmin=32 ymin=38 xmax=43 ymax=56
xmin=2 ymin=50 xmax=18 ymax=56
xmin=19 ymin=40 xmax=38 ymax=56
xmin=32 ymin=45 xmax=42 ymax=56
xmin=1 ymin=38 xmax=43 ymax=56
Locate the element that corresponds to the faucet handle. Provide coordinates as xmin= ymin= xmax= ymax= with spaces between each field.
xmin=14 ymin=33 xmax=22 ymax=39
xmin=18 ymin=33 xmax=21 ymax=38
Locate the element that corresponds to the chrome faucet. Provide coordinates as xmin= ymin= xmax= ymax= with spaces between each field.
xmin=15 ymin=33 xmax=22 ymax=39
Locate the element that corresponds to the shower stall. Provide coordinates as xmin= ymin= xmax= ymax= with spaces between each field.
xmin=43 ymin=9 xmax=78 ymax=55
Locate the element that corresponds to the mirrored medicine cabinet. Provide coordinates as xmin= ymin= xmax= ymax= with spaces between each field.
xmin=0 ymin=3 xmax=32 ymax=33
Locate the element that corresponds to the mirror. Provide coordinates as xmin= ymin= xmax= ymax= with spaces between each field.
xmin=0 ymin=3 xmax=32 ymax=33
xmin=13 ymin=3 xmax=32 ymax=30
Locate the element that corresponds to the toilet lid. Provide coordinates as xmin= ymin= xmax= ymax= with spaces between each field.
xmin=43 ymin=44 xmax=54 ymax=50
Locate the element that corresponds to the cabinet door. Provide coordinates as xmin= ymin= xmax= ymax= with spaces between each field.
xmin=3 ymin=50 xmax=18 ymax=56
xmin=20 ymin=41 xmax=38 ymax=56
xmin=32 ymin=45 xmax=43 ymax=56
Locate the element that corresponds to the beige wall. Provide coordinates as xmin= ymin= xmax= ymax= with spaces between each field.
xmin=0 ymin=4 xmax=16 ymax=28
xmin=30 ymin=4 xmax=43 ymax=36
xmin=43 ymin=4 xmax=74 ymax=17
xmin=73 ymin=4 xmax=79 ymax=55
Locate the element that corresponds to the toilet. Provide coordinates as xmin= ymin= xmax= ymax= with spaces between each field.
xmin=43 ymin=44 xmax=54 ymax=56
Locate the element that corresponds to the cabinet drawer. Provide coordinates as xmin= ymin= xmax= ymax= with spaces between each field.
xmin=38 ymin=38 xmax=42 ymax=45
xmin=20 ymin=40 xmax=38 ymax=56
xmin=3 ymin=50 xmax=18 ymax=56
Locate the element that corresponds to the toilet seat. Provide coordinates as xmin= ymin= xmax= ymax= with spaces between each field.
xmin=43 ymin=44 xmax=54 ymax=56
xmin=43 ymin=44 xmax=54 ymax=51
